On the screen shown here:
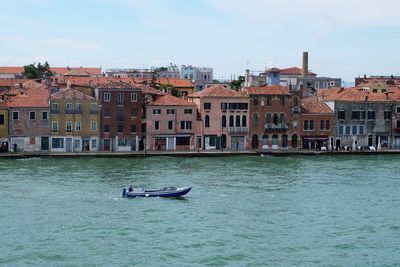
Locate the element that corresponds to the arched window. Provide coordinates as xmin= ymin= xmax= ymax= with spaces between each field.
xmin=304 ymin=120 xmax=309 ymax=130
xmin=310 ymin=120 xmax=314 ymax=130
xmin=266 ymin=96 xmax=272 ymax=106
xmin=273 ymin=113 xmax=278 ymax=125
xmin=320 ymin=120 xmax=325 ymax=130
xmin=292 ymin=134 xmax=298 ymax=148
xmin=242 ymin=115 xmax=247 ymax=127
xmin=282 ymin=134 xmax=288 ymax=148
xmin=236 ymin=115 xmax=241 ymax=127
xmin=229 ymin=115 xmax=234 ymax=127
xmin=265 ymin=113 xmax=272 ymax=124
xmin=262 ymin=134 xmax=269 ymax=146
xmin=280 ymin=96 xmax=285 ymax=106
xmin=293 ymin=97 xmax=299 ymax=107
xmin=221 ymin=115 xmax=226 ymax=128
xmin=252 ymin=113 xmax=259 ymax=123
xmin=205 ymin=115 xmax=210 ymax=128
xmin=272 ymin=134 xmax=278 ymax=146
xmin=279 ymin=113 xmax=285 ymax=124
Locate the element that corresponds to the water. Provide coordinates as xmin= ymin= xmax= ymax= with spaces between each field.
xmin=1 ymin=155 xmax=400 ymax=266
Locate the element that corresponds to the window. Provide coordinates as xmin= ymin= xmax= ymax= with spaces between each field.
xmin=104 ymin=92 xmax=111 ymax=102
xmin=260 ymin=100 xmax=265 ymax=106
xmin=352 ymin=125 xmax=357 ymax=135
xmin=351 ymin=111 xmax=360 ymax=120
xmin=204 ymin=103 xmax=211 ymax=110
xmin=252 ymin=113 xmax=259 ymax=123
xmin=52 ymin=103 xmax=58 ymax=110
xmin=52 ymin=121 xmax=59 ymax=132
xmin=338 ymin=110 xmax=345 ymax=120
xmin=75 ymin=121 xmax=81 ymax=131
xmin=345 ymin=126 xmax=351 ymax=135
xmin=229 ymin=115 xmax=234 ymax=127
xmin=253 ymin=97 xmax=258 ymax=106
xmin=154 ymin=121 xmax=160 ymax=130
xmin=309 ymin=120 xmax=314 ymax=130
xmin=131 ymin=108 xmax=137 ymax=118
xmin=184 ymin=109 xmax=192 ymax=114
xmin=12 ymin=111 xmax=19 ymax=120
xmin=205 ymin=115 xmax=210 ymax=128
xmin=338 ymin=125 xmax=344 ymax=135
xmin=397 ymin=120 xmax=400 ymax=128
xmin=29 ymin=111 xmax=35 ymax=120
xmin=104 ymin=124 xmax=110 ymax=132
xmin=66 ymin=121 xmax=72 ymax=132
xmin=131 ymin=125 xmax=137 ymax=133
xmin=117 ymin=125 xmax=124 ymax=133
xmin=368 ymin=110 xmax=376 ymax=120
xmin=153 ymin=109 xmax=161 ymax=115
xmin=360 ymin=110 xmax=366 ymax=120
xmin=42 ymin=111 xmax=48 ymax=120
xmin=280 ymin=96 xmax=285 ymax=106
xmin=181 ymin=121 xmax=192 ymax=130
xmin=220 ymin=103 xmax=227 ymax=110
xmin=320 ymin=120 xmax=325 ymax=130
xmin=266 ymin=96 xmax=272 ymax=106
xmin=91 ymin=121 xmax=97 ymax=131
xmin=222 ymin=115 xmax=226 ymax=127
xmin=304 ymin=120 xmax=309 ymax=130
xmin=168 ymin=120 xmax=173 ymax=130
xmin=91 ymin=103 xmax=97 ymax=111
xmin=117 ymin=93 xmax=124 ymax=105
xmin=66 ymin=103 xmax=72 ymax=110
xmin=103 ymin=108 xmax=111 ymax=117
xmin=397 ymin=106 xmax=400 ymax=114
xmin=51 ymin=138 xmax=64 ymax=149
xmin=76 ymin=103 xmax=82 ymax=111
xmin=326 ymin=120 xmax=330 ymax=130
xmin=117 ymin=110 xmax=125 ymax=121
xmin=91 ymin=140 xmax=97 ymax=149
xmin=236 ymin=115 xmax=241 ymax=127
xmin=359 ymin=125 xmax=364 ymax=135
xmin=242 ymin=115 xmax=247 ymax=127
xmin=384 ymin=111 xmax=391 ymax=120
xmin=131 ymin=93 xmax=137 ymax=102
xmin=293 ymin=97 xmax=299 ymax=107
xmin=0 ymin=114 xmax=3 ymax=125
xmin=167 ymin=109 xmax=175 ymax=114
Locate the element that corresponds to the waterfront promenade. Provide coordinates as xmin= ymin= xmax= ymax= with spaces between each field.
xmin=1 ymin=149 xmax=400 ymax=158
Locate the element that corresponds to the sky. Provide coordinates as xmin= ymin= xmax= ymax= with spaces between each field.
xmin=1 ymin=0 xmax=400 ymax=83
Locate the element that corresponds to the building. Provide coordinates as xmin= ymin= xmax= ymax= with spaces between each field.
xmin=158 ymin=78 xmax=195 ymax=97
xmin=0 ymin=67 xmax=102 ymax=79
xmin=8 ymin=81 xmax=50 ymax=152
xmin=189 ymin=85 xmax=249 ymax=150
xmin=301 ymin=96 xmax=334 ymax=149
xmin=180 ymin=65 xmax=213 ymax=91
xmin=245 ymin=85 xmax=302 ymax=149
xmin=105 ymin=65 xmax=180 ymax=79
xmin=0 ymin=94 xmax=9 ymax=151
xmin=96 ymin=82 xmax=144 ymax=152
xmin=50 ymin=87 xmax=100 ymax=152
xmin=146 ymin=94 xmax=200 ymax=151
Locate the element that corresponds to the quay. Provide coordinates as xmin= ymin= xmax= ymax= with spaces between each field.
xmin=1 ymin=149 xmax=400 ymax=159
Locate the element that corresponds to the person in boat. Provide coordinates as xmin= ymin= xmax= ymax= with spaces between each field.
xmin=128 ymin=185 xmax=133 ymax=192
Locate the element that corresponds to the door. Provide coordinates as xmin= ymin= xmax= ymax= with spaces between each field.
xmin=82 ymin=140 xmax=90 ymax=151
xmin=251 ymin=134 xmax=259 ymax=149
xmin=167 ymin=137 xmax=175 ymax=150
xmin=66 ymin=138 xmax=73 ymax=152
xmin=41 ymin=137 xmax=49 ymax=151
xmin=104 ymin=139 xmax=111 ymax=151
xmin=368 ymin=135 xmax=373 ymax=147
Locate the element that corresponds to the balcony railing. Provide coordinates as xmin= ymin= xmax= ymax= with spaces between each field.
xmin=65 ymin=110 xmax=74 ymax=115
xmin=228 ymin=127 xmax=249 ymax=134
xmin=264 ymin=123 xmax=288 ymax=132
xmin=75 ymin=110 xmax=83 ymax=114
xmin=51 ymin=109 xmax=59 ymax=114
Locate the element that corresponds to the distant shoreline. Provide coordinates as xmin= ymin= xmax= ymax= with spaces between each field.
xmin=1 ymin=149 xmax=400 ymax=159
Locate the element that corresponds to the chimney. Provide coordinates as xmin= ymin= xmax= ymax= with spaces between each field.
xmin=302 ymin=52 xmax=309 ymax=77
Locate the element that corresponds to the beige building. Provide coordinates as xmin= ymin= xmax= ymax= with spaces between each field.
xmin=50 ymin=87 xmax=100 ymax=152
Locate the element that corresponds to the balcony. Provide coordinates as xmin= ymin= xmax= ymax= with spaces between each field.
xmin=75 ymin=110 xmax=83 ymax=114
xmin=229 ymin=127 xmax=249 ymax=134
xmin=264 ymin=123 xmax=288 ymax=132
xmin=65 ymin=110 xmax=74 ymax=115
xmin=51 ymin=109 xmax=59 ymax=114
xmin=291 ymin=106 xmax=301 ymax=113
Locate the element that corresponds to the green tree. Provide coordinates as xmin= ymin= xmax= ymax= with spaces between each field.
xmin=230 ymin=75 xmax=245 ymax=90
xmin=22 ymin=61 xmax=53 ymax=79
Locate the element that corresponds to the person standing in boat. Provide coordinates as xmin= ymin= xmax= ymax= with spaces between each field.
xmin=128 ymin=185 xmax=133 ymax=192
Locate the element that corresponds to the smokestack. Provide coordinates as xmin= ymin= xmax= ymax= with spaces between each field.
xmin=245 ymin=69 xmax=250 ymax=88
xmin=302 ymin=52 xmax=309 ymax=78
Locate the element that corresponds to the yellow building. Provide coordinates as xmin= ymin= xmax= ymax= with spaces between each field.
xmin=50 ymin=87 xmax=99 ymax=152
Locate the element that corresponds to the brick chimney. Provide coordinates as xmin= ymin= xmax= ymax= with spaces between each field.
xmin=302 ymin=52 xmax=309 ymax=77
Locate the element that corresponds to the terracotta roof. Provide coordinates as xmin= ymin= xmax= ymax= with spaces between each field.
xmin=62 ymin=68 xmax=91 ymax=77
xmin=55 ymin=77 xmax=135 ymax=87
xmin=245 ymin=85 xmax=290 ymax=95
xmin=317 ymin=87 xmax=391 ymax=102
xmin=189 ymin=85 xmax=247 ymax=98
xmin=0 ymin=78 xmax=30 ymax=87
xmin=97 ymin=81 xmax=144 ymax=90
xmin=8 ymin=80 xmax=49 ymax=108
xmin=279 ymin=67 xmax=316 ymax=76
xmin=0 ymin=67 xmax=101 ymax=76
xmin=51 ymin=87 xmax=95 ymax=100
xmin=302 ymin=96 xmax=333 ymax=114
xmin=158 ymin=78 xmax=194 ymax=88
xmin=149 ymin=94 xmax=194 ymax=106
xmin=142 ymin=87 xmax=165 ymax=95
xmin=0 ymin=67 xmax=23 ymax=74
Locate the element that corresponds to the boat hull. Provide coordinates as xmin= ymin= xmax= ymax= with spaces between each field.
xmin=122 ymin=187 xmax=192 ymax=198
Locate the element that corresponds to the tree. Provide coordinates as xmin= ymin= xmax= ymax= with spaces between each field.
xmin=230 ymin=75 xmax=245 ymax=90
xmin=22 ymin=61 xmax=53 ymax=79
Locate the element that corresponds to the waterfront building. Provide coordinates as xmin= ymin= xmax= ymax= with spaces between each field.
xmin=301 ymin=96 xmax=334 ymax=149
xmin=96 ymin=82 xmax=144 ymax=152
xmin=146 ymin=94 xmax=200 ymax=151
xmin=245 ymin=85 xmax=302 ymax=149
xmin=8 ymin=81 xmax=50 ymax=152
xmin=50 ymin=87 xmax=100 ymax=152
xmin=0 ymin=94 xmax=9 ymax=151
xmin=188 ymin=85 xmax=249 ymax=150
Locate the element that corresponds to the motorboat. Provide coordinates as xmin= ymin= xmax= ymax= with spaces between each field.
xmin=122 ymin=186 xmax=192 ymax=198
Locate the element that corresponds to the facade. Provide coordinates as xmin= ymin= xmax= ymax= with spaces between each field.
xmin=8 ymin=81 xmax=50 ymax=152
xmin=158 ymin=78 xmax=195 ymax=97
xmin=180 ymin=65 xmax=213 ymax=91
xmin=189 ymin=85 xmax=249 ymax=150
xmin=245 ymin=85 xmax=302 ymax=150
xmin=146 ymin=94 xmax=200 ymax=151
xmin=301 ymin=96 xmax=334 ymax=149
xmin=0 ymin=99 xmax=9 ymax=151
xmin=0 ymin=67 xmax=101 ymax=79
xmin=105 ymin=65 xmax=180 ymax=79
xmin=50 ymin=87 xmax=100 ymax=152
xmin=96 ymin=82 xmax=144 ymax=152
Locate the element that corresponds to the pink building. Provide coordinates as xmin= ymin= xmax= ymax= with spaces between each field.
xmin=146 ymin=94 xmax=201 ymax=151
xmin=189 ymin=85 xmax=250 ymax=150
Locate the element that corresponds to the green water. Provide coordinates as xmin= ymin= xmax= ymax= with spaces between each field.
xmin=1 ymin=155 xmax=400 ymax=266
